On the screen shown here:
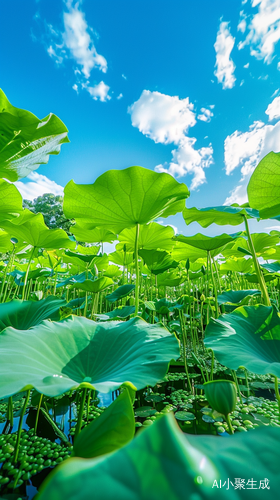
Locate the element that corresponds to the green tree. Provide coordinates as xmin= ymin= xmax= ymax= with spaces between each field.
xmin=23 ymin=193 xmax=73 ymax=233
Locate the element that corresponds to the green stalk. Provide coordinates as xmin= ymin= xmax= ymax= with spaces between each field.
xmin=7 ymin=396 xmax=13 ymax=427
xmin=208 ymin=251 xmax=219 ymax=318
xmin=14 ymin=390 xmax=30 ymax=463
xmin=210 ymin=349 xmax=215 ymax=381
xmin=243 ymin=215 xmax=270 ymax=306
xmin=225 ymin=413 xmax=234 ymax=434
xmin=75 ymin=388 xmax=87 ymax=439
xmin=134 ymin=223 xmax=140 ymax=316
xmin=22 ymin=246 xmax=36 ymax=300
xmin=232 ymin=370 xmax=244 ymax=407
xmin=34 ymin=394 xmax=43 ymax=435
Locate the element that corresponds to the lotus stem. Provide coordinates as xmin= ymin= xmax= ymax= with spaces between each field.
xmin=208 ymin=251 xmax=219 ymax=319
xmin=7 ymin=396 xmax=13 ymax=427
xmin=34 ymin=393 xmax=44 ymax=435
xmin=14 ymin=389 xmax=30 ymax=463
xmin=75 ymin=388 xmax=87 ymax=439
xmin=22 ymin=246 xmax=36 ymax=300
xmin=243 ymin=215 xmax=271 ymax=306
xmin=225 ymin=413 xmax=234 ymax=435
xmin=134 ymin=223 xmax=140 ymax=316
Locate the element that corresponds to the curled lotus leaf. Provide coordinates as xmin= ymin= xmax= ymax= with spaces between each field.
xmin=37 ymin=413 xmax=280 ymax=500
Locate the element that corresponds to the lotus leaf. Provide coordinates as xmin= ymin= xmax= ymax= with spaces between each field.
xmin=183 ymin=204 xmax=259 ymax=228
xmin=204 ymin=305 xmax=280 ymax=377
xmin=64 ymin=166 xmax=189 ymax=232
xmin=217 ymin=289 xmax=261 ymax=306
xmin=118 ymin=222 xmax=175 ymax=252
xmin=105 ymin=284 xmax=135 ymax=303
xmin=0 ymin=296 xmax=67 ymax=331
xmin=73 ymin=391 xmax=134 ymax=459
xmin=0 ymin=315 xmax=179 ymax=398
xmin=0 ymin=88 xmax=69 ymax=181
xmin=37 ymin=413 xmax=280 ymax=500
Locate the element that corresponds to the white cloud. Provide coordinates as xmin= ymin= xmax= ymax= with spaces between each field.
xmin=39 ymin=0 xmax=110 ymax=100
xmin=128 ymin=90 xmax=213 ymax=190
xmin=265 ymin=95 xmax=280 ymax=119
xmin=214 ymin=21 xmax=236 ymax=89
xmin=244 ymin=62 xmax=250 ymax=67
xmin=155 ymin=137 xmax=214 ymax=190
xmin=63 ymin=2 xmax=107 ymax=78
xmin=128 ymin=90 xmax=196 ymax=144
xmin=86 ymin=81 xmax=110 ymax=101
xmin=122 ymin=74 xmax=127 ymax=80
xmin=197 ymin=107 xmax=214 ymax=122
xmin=238 ymin=11 xmax=247 ymax=33
xmin=47 ymin=45 xmax=64 ymax=64
xmin=117 ymin=93 xmax=123 ymax=100
xmin=238 ymin=0 xmax=280 ymax=63
xmin=278 ymin=61 xmax=280 ymax=70
xmin=224 ymin=100 xmax=280 ymax=203
xmin=15 ymin=172 xmax=64 ymax=201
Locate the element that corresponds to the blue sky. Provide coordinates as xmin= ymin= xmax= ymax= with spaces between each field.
xmin=2 ymin=0 xmax=280 ymax=236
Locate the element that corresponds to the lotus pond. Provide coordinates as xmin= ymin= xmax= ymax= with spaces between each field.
xmin=1 ymin=90 xmax=280 ymax=499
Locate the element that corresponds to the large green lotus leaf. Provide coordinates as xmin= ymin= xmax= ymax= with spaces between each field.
xmin=183 ymin=204 xmax=259 ymax=228
xmin=95 ymin=306 xmax=135 ymax=321
xmin=73 ymin=391 xmax=134 ymax=459
xmin=261 ymin=262 xmax=280 ymax=273
xmin=171 ymin=242 xmax=208 ymax=263
xmin=72 ymin=224 xmax=117 ymax=244
xmin=0 ymin=296 xmax=67 ymax=332
xmin=105 ymin=284 xmax=135 ymax=303
xmin=64 ymin=248 xmax=100 ymax=264
xmin=174 ymin=232 xmax=242 ymax=252
xmin=0 ymin=230 xmax=14 ymax=253
xmin=0 ymin=316 xmax=179 ymax=398
xmin=222 ymin=234 xmax=279 ymax=259
xmin=117 ymin=222 xmax=175 ymax=252
xmin=70 ymin=277 xmax=114 ymax=293
xmin=157 ymin=270 xmax=185 ymax=287
xmin=37 ymin=413 xmax=280 ymax=500
xmin=0 ymin=89 xmax=69 ymax=181
xmin=204 ymin=305 xmax=280 ymax=377
xmin=245 ymin=273 xmax=276 ymax=283
xmin=138 ymin=249 xmax=178 ymax=275
xmin=217 ymin=290 xmax=261 ymax=306
xmin=63 ymin=166 xmax=189 ymax=232
xmin=103 ymin=265 xmax=122 ymax=279
xmin=1 ymin=213 xmax=75 ymax=249
xmin=108 ymin=251 xmax=134 ymax=266
xmin=0 ymin=179 xmax=23 ymax=222
xmin=220 ymin=258 xmax=253 ymax=274
xmin=247 ymin=152 xmax=280 ymax=219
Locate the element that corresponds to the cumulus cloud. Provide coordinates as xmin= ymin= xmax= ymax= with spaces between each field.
xmin=197 ymin=107 xmax=214 ymax=122
xmin=265 ymin=95 xmax=280 ymax=119
xmin=128 ymin=90 xmax=196 ymax=144
xmin=15 ymin=172 xmax=64 ymax=201
xmin=86 ymin=81 xmax=111 ymax=102
xmin=214 ymin=21 xmax=236 ymax=89
xmin=155 ymin=138 xmax=213 ymax=190
xmin=238 ymin=0 xmax=280 ymax=64
xmin=224 ymin=98 xmax=280 ymax=204
xmin=128 ymin=91 xmax=213 ymax=190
